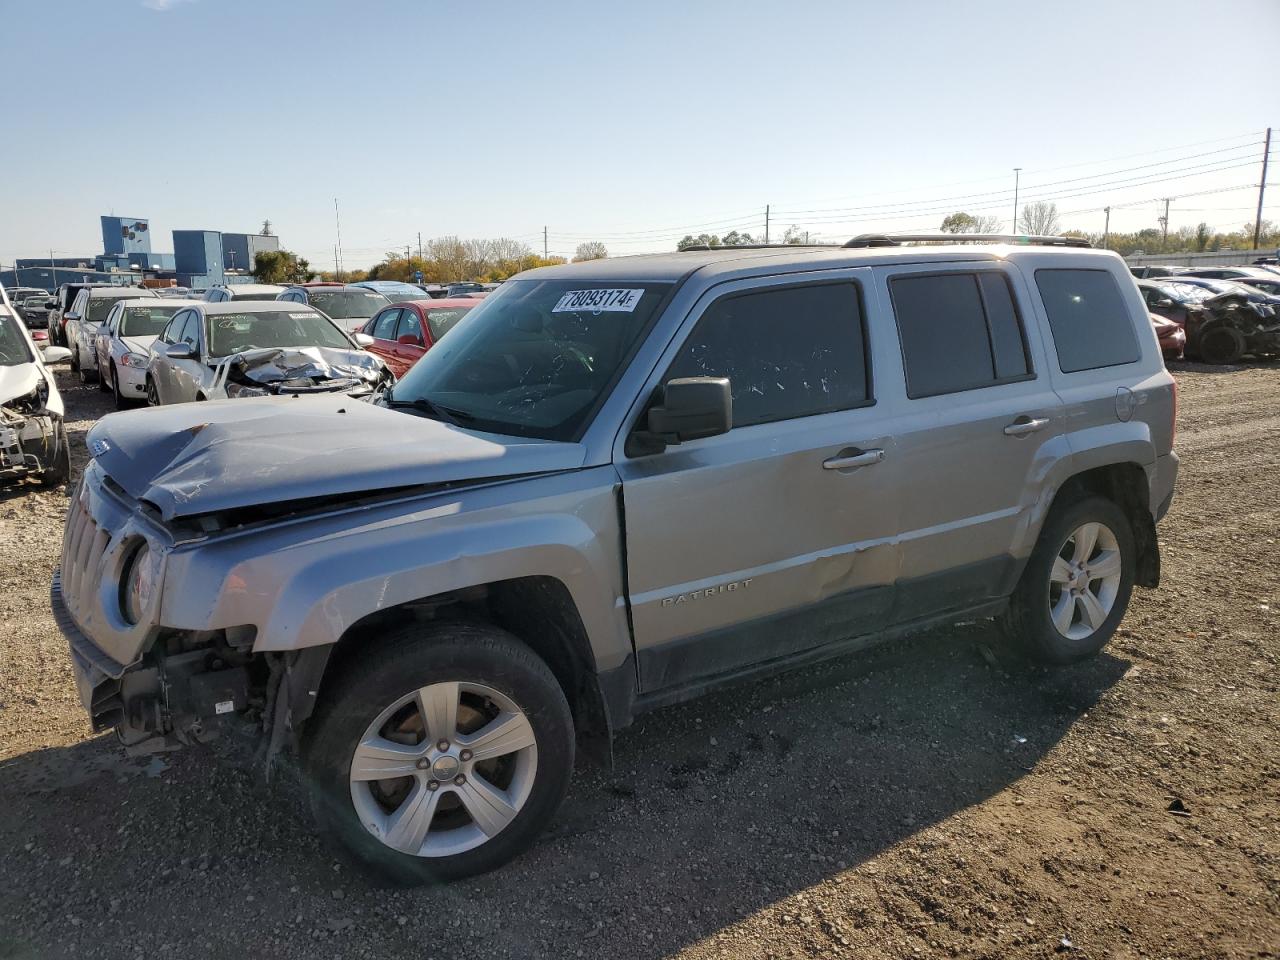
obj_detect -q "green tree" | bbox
[1194,222,1211,252]
[677,233,720,250]
[720,230,755,246]
[252,249,315,284]
[940,211,1001,234]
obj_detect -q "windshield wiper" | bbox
[383,395,474,426]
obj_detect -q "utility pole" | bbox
[764,205,770,244]
[543,226,548,260]
[333,198,344,281]
[417,231,423,263]
[1254,126,1272,250]
[50,250,58,289]
[334,245,339,279]
[1011,168,1022,233]
[1103,206,1111,249]
[1158,197,1174,251]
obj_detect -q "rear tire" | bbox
[1197,325,1245,365]
[999,495,1136,665]
[302,621,574,885]
[77,346,98,385]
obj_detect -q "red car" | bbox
[1150,312,1185,361]
[359,298,477,377]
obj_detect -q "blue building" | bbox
[101,216,153,257]
[173,229,225,289]
[222,232,280,274]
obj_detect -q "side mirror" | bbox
[397,333,422,346]
[352,333,375,347]
[1156,298,1175,308]
[42,346,72,364]
[64,312,81,322]
[45,299,56,310]
[166,343,194,360]
[630,377,732,456]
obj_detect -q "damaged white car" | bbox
[144,301,392,405]
[0,304,71,486]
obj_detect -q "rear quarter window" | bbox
[1035,269,1141,373]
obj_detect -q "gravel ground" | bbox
[1,364,1277,960]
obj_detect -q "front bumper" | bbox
[114,364,148,397]
[52,570,130,730]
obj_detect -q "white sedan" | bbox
[94,298,202,408]
[145,301,391,406]
[0,304,71,486]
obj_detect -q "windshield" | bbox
[389,279,671,440]
[381,290,427,303]
[0,315,34,366]
[1164,282,1213,303]
[307,290,390,319]
[425,305,472,341]
[119,304,182,338]
[231,291,282,302]
[207,310,353,356]
[89,292,152,324]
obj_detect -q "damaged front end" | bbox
[212,346,391,400]
[0,379,66,483]
[1187,293,1280,363]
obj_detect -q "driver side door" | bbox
[615,271,904,692]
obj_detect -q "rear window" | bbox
[890,272,1030,398]
[1035,269,1140,373]
[425,306,472,341]
[307,290,390,319]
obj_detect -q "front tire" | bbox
[77,346,98,385]
[145,377,160,407]
[38,421,71,488]
[302,622,574,884]
[999,495,1136,664]
[1197,325,1245,365]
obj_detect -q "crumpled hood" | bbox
[218,345,384,394]
[86,396,586,520]
[0,364,42,404]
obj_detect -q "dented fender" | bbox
[159,466,635,673]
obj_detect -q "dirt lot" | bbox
[1,364,1277,960]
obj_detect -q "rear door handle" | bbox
[823,448,884,470]
[1003,416,1050,437]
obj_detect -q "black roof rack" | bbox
[843,233,1091,249]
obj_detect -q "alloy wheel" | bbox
[1047,522,1123,641]
[348,681,538,858]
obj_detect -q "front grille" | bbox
[60,486,113,626]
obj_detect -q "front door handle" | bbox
[1004,416,1050,437]
[823,448,884,470]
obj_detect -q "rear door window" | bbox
[890,272,1031,398]
[1035,269,1140,373]
[666,282,870,428]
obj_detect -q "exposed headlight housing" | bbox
[120,542,159,625]
[120,352,149,368]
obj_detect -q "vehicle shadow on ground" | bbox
[0,621,1129,960]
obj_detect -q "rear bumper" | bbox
[1153,452,1179,523]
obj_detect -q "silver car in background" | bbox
[144,300,392,405]
[93,298,202,408]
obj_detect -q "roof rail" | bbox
[843,233,1092,249]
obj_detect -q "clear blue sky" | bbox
[4,0,1277,267]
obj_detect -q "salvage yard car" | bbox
[276,283,391,333]
[359,297,476,377]
[1,304,70,485]
[67,285,160,385]
[55,236,1178,884]
[144,301,391,405]
[93,298,202,408]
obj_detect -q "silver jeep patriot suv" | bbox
[54,235,1177,883]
